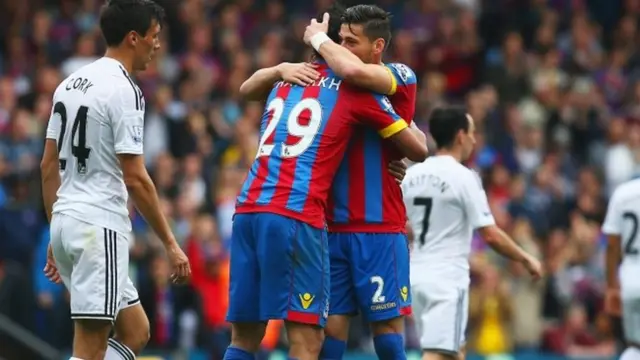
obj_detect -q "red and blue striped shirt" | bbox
[236,62,409,229]
[327,63,418,233]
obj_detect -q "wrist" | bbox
[275,62,289,77]
[310,32,330,52]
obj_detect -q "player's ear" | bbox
[127,31,138,46]
[373,38,385,55]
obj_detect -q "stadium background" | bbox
[0,0,635,358]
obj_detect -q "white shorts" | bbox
[412,280,468,354]
[623,291,640,344]
[50,213,140,321]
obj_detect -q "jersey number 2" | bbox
[623,211,639,255]
[54,102,91,174]
[413,197,433,246]
[256,98,322,158]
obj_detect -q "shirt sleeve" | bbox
[602,189,622,235]
[45,93,61,140]
[108,83,145,155]
[460,169,495,229]
[355,92,409,139]
[385,63,417,94]
[385,63,418,122]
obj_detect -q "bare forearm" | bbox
[410,122,427,145]
[483,227,528,262]
[128,174,175,247]
[239,66,282,101]
[606,243,621,289]
[318,41,362,76]
[41,169,60,223]
[318,41,392,94]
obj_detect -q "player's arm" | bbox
[461,172,542,278]
[109,90,177,250]
[602,191,623,291]
[409,121,427,146]
[357,94,428,162]
[239,63,319,101]
[316,40,395,94]
[40,103,61,223]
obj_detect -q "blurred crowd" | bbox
[0,0,639,358]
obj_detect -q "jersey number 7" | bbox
[413,197,433,247]
[256,98,322,158]
[53,102,92,174]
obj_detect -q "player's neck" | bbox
[104,48,135,74]
[436,149,463,163]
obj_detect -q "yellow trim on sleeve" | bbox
[379,119,408,138]
[385,66,397,95]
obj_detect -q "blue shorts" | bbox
[328,232,412,322]
[226,213,330,327]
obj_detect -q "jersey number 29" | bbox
[256,98,322,158]
[53,102,91,174]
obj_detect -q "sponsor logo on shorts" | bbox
[401,286,409,302]
[370,301,397,312]
[299,293,315,309]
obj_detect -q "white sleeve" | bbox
[460,170,495,229]
[45,94,61,140]
[109,84,145,155]
[602,190,622,235]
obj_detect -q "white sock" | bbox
[105,338,136,360]
[621,347,640,360]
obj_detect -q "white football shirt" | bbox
[46,57,145,234]
[402,155,495,286]
[602,178,640,291]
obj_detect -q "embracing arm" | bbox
[317,40,396,95]
[239,63,320,101]
[239,65,285,101]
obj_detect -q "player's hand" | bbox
[388,160,408,184]
[278,62,320,87]
[166,243,191,284]
[43,243,62,284]
[304,12,330,45]
[522,254,543,281]
[605,288,622,317]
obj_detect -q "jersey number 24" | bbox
[256,98,322,159]
[53,102,91,174]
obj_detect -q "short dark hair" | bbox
[317,2,346,45]
[99,0,165,47]
[313,2,346,59]
[429,107,469,149]
[341,5,392,48]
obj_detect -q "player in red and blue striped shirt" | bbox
[225,7,428,360]
[306,5,421,360]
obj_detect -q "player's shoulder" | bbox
[385,62,417,85]
[456,164,482,187]
[611,178,640,202]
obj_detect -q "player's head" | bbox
[315,1,346,56]
[429,107,476,161]
[99,0,165,71]
[339,5,392,64]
